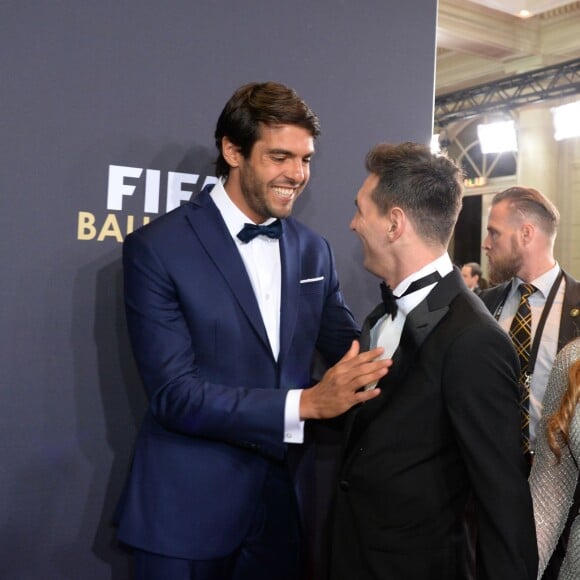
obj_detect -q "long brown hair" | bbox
[547,359,580,461]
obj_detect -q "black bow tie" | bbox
[380,282,398,318]
[237,220,282,243]
[380,271,442,319]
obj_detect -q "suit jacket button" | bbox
[339,480,351,491]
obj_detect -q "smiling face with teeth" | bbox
[222,123,315,224]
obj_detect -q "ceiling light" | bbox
[477,120,518,154]
[552,101,580,141]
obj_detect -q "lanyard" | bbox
[494,270,564,377]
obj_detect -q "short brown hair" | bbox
[365,142,464,246]
[491,186,560,237]
[214,82,321,177]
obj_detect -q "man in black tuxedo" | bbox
[328,142,537,580]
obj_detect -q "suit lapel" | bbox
[404,298,450,350]
[185,188,273,356]
[359,303,386,352]
[482,272,580,350]
[343,269,462,457]
[340,302,388,450]
[559,271,580,351]
[480,282,510,317]
[278,220,299,368]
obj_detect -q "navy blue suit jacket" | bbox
[115,186,359,559]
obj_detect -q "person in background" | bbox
[480,186,580,469]
[461,261,487,295]
[328,142,537,580]
[530,337,580,580]
[115,81,389,580]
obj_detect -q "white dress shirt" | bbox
[366,253,454,389]
[494,263,564,446]
[210,180,304,443]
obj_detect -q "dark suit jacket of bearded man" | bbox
[479,270,580,351]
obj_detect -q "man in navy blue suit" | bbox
[115,81,389,580]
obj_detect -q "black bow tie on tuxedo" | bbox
[237,219,282,243]
[380,271,442,319]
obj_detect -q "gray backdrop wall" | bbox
[0,2,438,578]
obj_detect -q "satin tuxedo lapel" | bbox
[341,302,388,451]
[344,270,462,456]
[359,303,385,352]
[186,189,273,357]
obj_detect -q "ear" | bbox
[221,137,241,169]
[387,207,405,240]
[520,222,534,246]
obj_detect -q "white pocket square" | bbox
[300,276,324,284]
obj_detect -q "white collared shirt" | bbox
[366,253,454,389]
[211,180,281,359]
[495,263,564,446]
[210,180,303,443]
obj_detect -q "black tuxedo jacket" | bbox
[329,269,538,580]
[479,270,580,352]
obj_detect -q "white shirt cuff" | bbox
[283,389,304,444]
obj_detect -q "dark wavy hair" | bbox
[214,81,321,178]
